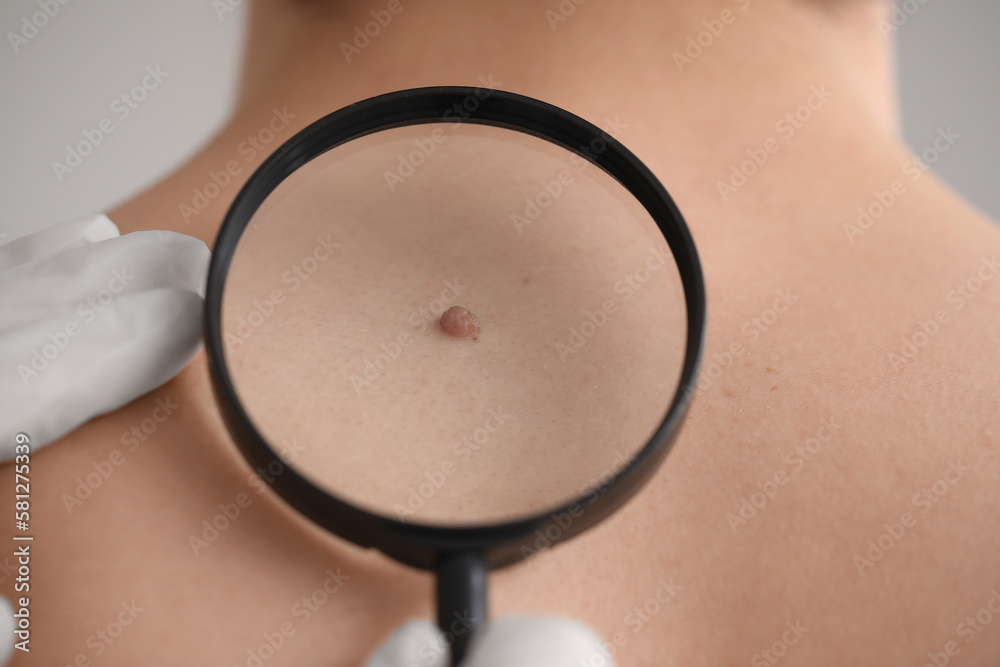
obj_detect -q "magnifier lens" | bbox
[220,121,686,526]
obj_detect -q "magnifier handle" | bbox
[436,551,487,666]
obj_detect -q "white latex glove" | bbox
[368,617,615,667]
[0,214,210,454]
[0,596,13,666]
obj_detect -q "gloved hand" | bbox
[0,214,210,454]
[368,616,615,667]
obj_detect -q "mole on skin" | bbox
[440,306,481,341]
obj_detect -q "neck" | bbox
[111,0,904,246]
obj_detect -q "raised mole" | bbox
[439,306,481,341]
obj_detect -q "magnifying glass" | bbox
[204,86,705,665]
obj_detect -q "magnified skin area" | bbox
[439,305,482,341]
[220,124,686,524]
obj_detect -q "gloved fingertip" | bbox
[368,620,449,667]
[463,616,614,667]
[0,595,15,666]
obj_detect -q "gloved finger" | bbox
[462,616,614,667]
[0,215,209,452]
[0,596,15,666]
[368,620,449,667]
[0,213,117,272]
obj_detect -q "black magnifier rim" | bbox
[204,86,706,572]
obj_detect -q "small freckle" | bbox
[766,367,777,374]
[771,386,778,391]
[440,306,481,341]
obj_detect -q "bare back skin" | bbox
[5,2,999,665]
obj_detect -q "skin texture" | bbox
[4,1,1000,665]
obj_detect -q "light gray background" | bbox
[0,0,997,241]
